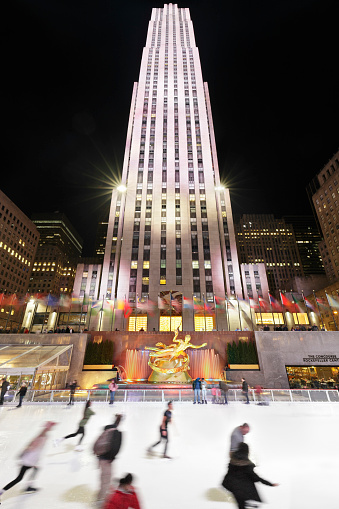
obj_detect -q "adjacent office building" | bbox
[29,212,83,296]
[0,190,39,296]
[235,214,304,296]
[307,150,339,283]
[99,4,242,331]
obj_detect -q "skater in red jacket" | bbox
[103,473,141,509]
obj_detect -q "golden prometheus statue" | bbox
[145,328,207,383]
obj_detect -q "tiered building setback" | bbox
[100,4,242,331]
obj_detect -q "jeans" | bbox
[243,391,250,404]
[17,395,24,407]
[194,388,200,403]
[109,391,115,404]
[201,389,207,402]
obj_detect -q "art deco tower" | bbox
[100,3,242,331]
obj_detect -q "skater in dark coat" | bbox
[222,443,279,509]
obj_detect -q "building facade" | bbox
[0,190,39,330]
[99,4,242,331]
[29,212,83,296]
[307,150,339,283]
[235,214,304,296]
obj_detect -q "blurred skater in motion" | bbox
[54,400,95,451]
[103,473,141,509]
[230,423,250,457]
[94,413,123,505]
[0,421,57,502]
[242,378,250,404]
[148,401,173,459]
[16,382,28,407]
[222,442,279,509]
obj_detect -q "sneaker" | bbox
[193,401,196,404]
[25,487,39,493]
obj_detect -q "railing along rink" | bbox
[2,388,339,404]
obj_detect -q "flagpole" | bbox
[292,294,300,327]
[325,292,338,331]
[4,294,15,332]
[268,295,276,330]
[135,294,138,332]
[124,294,127,331]
[67,294,72,329]
[41,293,49,333]
[258,298,264,330]
[236,296,242,331]
[98,295,105,331]
[170,290,172,332]
[203,293,207,331]
[146,294,149,331]
[247,297,255,331]
[192,293,196,331]
[301,290,311,328]
[29,300,38,333]
[110,297,115,332]
[87,298,93,331]
[214,294,218,331]
[279,291,288,329]
[225,295,229,331]
[313,290,325,329]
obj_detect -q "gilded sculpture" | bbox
[145,328,207,382]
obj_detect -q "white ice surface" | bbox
[0,401,338,508]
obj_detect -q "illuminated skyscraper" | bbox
[100,4,242,331]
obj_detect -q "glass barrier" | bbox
[0,388,338,404]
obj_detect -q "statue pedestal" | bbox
[148,370,192,383]
[147,358,192,383]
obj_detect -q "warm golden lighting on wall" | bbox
[194,316,214,331]
[159,316,182,331]
[128,315,148,331]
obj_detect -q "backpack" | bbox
[93,428,121,457]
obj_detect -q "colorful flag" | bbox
[214,296,225,309]
[158,295,167,310]
[123,298,132,318]
[268,293,282,311]
[47,294,59,308]
[326,293,339,309]
[280,292,296,312]
[91,299,103,309]
[183,297,193,309]
[249,298,260,311]
[193,297,204,312]
[259,297,270,312]
[291,294,303,313]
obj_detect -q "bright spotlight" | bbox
[117,184,127,193]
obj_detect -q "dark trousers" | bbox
[0,392,6,405]
[17,395,24,407]
[3,465,38,491]
[151,427,169,455]
[243,391,250,403]
[68,392,75,405]
[64,426,85,444]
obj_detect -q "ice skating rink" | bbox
[0,401,338,508]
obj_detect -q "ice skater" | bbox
[193,377,201,403]
[230,423,250,457]
[16,382,28,407]
[0,377,10,405]
[148,401,173,459]
[67,379,77,405]
[108,379,118,405]
[201,378,208,404]
[94,413,123,505]
[54,400,95,450]
[222,442,279,509]
[103,473,141,509]
[0,421,57,502]
[242,378,250,404]
[219,380,229,404]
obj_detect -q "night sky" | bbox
[3,0,338,256]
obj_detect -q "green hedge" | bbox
[226,340,258,364]
[84,340,114,365]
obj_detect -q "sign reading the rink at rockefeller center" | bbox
[302,354,339,363]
